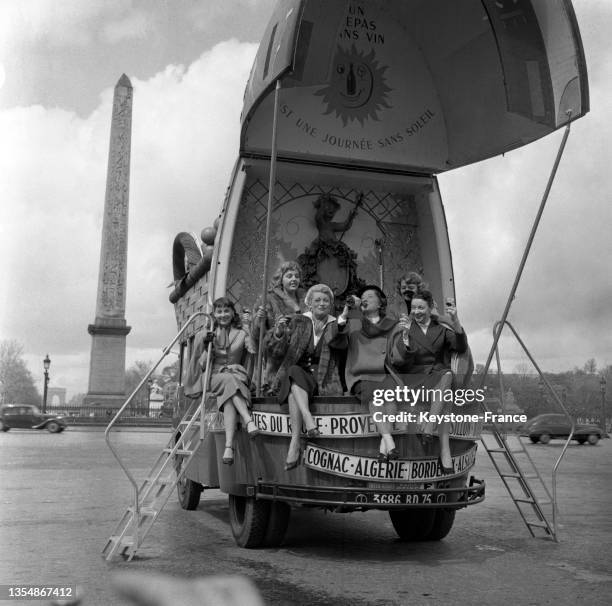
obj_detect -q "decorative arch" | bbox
[47,387,67,407]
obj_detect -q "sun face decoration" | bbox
[315,46,392,126]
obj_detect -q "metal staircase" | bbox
[103,312,213,561]
[478,320,575,541]
[480,428,555,538]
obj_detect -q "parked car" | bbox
[520,413,602,445]
[0,403,67,433]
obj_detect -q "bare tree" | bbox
[0,340,41,404]
[583,358,598,374]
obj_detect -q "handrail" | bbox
[492,320,574,538]
[104,311,211,534]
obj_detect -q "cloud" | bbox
[102,10,153,45]
[0,0,148,53]
[0,39,258,396]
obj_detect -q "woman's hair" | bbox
[396,271,424,295]
[269,261,302,291]
[304,284,335,309]
[212,296,242,328]
[411,288,435,309]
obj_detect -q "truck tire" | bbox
[229,495,271,548]
[46,421,60,433]
[263,501,291,547]
[389,509,435,541]
[539,433,551,444]
[177,476,202,510]
[425,509,456,540]
[587,434,599,445]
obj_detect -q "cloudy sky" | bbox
[1,0,611,399]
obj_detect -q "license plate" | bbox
[370,492,447,505]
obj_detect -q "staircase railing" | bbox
[104,311,211,525]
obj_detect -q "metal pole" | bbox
[600,377,608,437]
[477,117,573,388]
[42,370,49,414]
[255,79,282,396]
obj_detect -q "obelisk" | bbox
[84,74,133,410]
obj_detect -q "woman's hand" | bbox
[254,306,266,320]
[338,305,350,324]
[274,316,291,338]
[445,298,462,331]
[241,309,251,326]
[399,313,412,346]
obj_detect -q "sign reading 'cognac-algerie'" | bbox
[304,444,478,482]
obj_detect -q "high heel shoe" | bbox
[222,446,234,465]
[284,449,302,471]
[306,427,321,438]
[246,420,260,438]
[437,454,454,475]
[387,448,399,461]
[378,451,388,462]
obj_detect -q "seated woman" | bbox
[250,261,306,390]
[269,284,343,470]
[395,288,467,473]
[337,285,402,461]
[192,297,260,466]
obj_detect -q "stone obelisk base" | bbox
[83,318,131,410]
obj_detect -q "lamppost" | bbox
[42,354,51,414]
[600,375,607,437]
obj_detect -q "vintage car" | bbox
[0,403,67,433]
[520,413,602,445]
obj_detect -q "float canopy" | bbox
[241,0,588,174]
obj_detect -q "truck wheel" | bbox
[177,475,202,510]
[587,434,599,445]
[229,495,271,548]
[0,420,8,432]
[389,509,435,541]
[425,509,456,541]
[46,421,60,433]
[263,501,291,547]
[539,433,551,444]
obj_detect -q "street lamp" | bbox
[42,354,51,414]
[600,375,607,437]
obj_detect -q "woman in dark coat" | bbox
[394,289,467,472]
[268,284,343,470]
[337,285,402,461]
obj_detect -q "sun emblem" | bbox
[315,45,392,126]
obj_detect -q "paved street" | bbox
[1,428,611,605]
